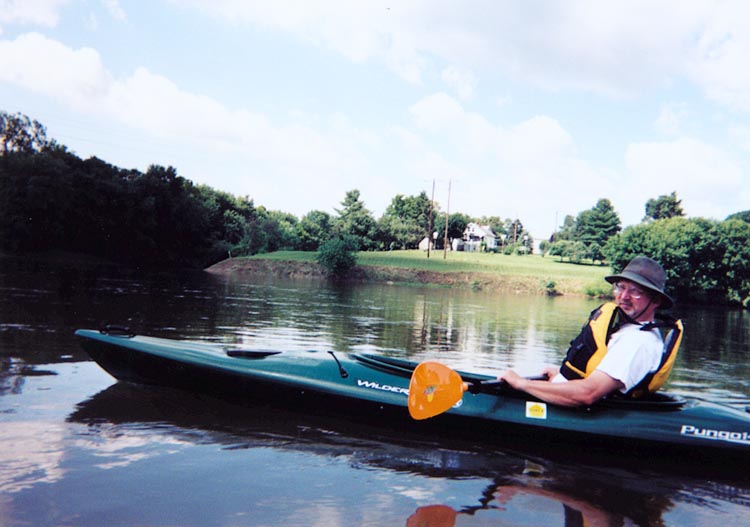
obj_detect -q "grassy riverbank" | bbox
[207,250,614,297]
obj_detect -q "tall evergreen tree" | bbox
[644,191,684,221]
[575,198,621,262]
[334,189,377,250]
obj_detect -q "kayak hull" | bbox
[75,329,750,466]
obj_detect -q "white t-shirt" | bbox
[553,323,664,393]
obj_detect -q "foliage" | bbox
[0,138,261,267]
[553,214,576,242]
[603,217,750,306]
[548,202,619,263]
[718,219,750,307]
[548,240,589,263]
[443,212,472,248]
[315,236,358,277]
[583,280,613,299]
[1,111,56,154]
[574,198,620,262]
[334,190,378,250]
[378,192,433,249]
[726,210,750,223]
[538,240,550,255]
[296,210,333,251]
[644,191,684,221]
[543,279,559,296]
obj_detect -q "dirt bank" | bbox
[204,258,583,296]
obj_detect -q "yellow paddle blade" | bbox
[408,361,468,420]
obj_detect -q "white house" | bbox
[462,223,498,252]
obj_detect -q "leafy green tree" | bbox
[379,192,433,249]
[377,215,420,250]
[384,192,432,229]
[726,210,750,223]
[0,111,55,154]
[334,189,377,250]
[504,218,524,244]
[265,210,299,251]
[718,219,750,307]
[548,240,586,262]
[553,215,576,242]
[575,199,620,262]
[296,210,333,251]
[644,191,684,221]
[604,217,724,304]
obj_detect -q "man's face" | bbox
[612,279,659,320]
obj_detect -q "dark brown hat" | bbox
[605,256,673,309]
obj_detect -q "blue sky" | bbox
[1,1,748,241]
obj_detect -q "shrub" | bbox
[316,236,358,277]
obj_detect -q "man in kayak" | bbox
[499,256,677,407]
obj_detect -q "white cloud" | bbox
[0,33,112,107]
[406,92,609,237]
[728,124,750,151]
[170,0,425,82]
[169,0,720,99]
[0,0,68,33]
[626,138,746,221]
[102,0,126,22]
[0,32,374,214]
[441,66,476,101]
[687,0,750,111]
[654,102,689,136]
[167,0,750,116]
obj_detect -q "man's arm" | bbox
[498,370,623,407]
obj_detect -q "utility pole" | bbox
[427,179,435,258]
[443,179,451,259]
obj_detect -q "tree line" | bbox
[541,192,750,308]
[2,111,748,306]
[0,111,533,267]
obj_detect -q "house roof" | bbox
[465,222,497,239]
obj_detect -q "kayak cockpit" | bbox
[353,353,417,377]
[226,349,282,359]
[597,392,688,411]
[354,353,688,412]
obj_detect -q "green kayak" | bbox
[75,327,750,466]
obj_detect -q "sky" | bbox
[1,0,749,241]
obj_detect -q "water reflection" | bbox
[406,471,654,527]
[0,422,67,494]
[70,382,750,527]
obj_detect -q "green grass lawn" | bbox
[249,250,612,290]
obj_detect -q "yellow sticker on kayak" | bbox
[526,401,547,420]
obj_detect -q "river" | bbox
[1,255,749,526]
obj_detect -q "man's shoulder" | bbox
[611,323,663,347]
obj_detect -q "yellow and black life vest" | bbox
[559,302,683,397]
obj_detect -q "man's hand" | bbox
[498,369,526,390]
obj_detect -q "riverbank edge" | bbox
[204,257,596,296]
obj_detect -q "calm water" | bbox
[1,255,750,526]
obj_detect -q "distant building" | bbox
[418,236,434,251]
[462,223,497,252]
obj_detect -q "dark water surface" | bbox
[1,255,750,526]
